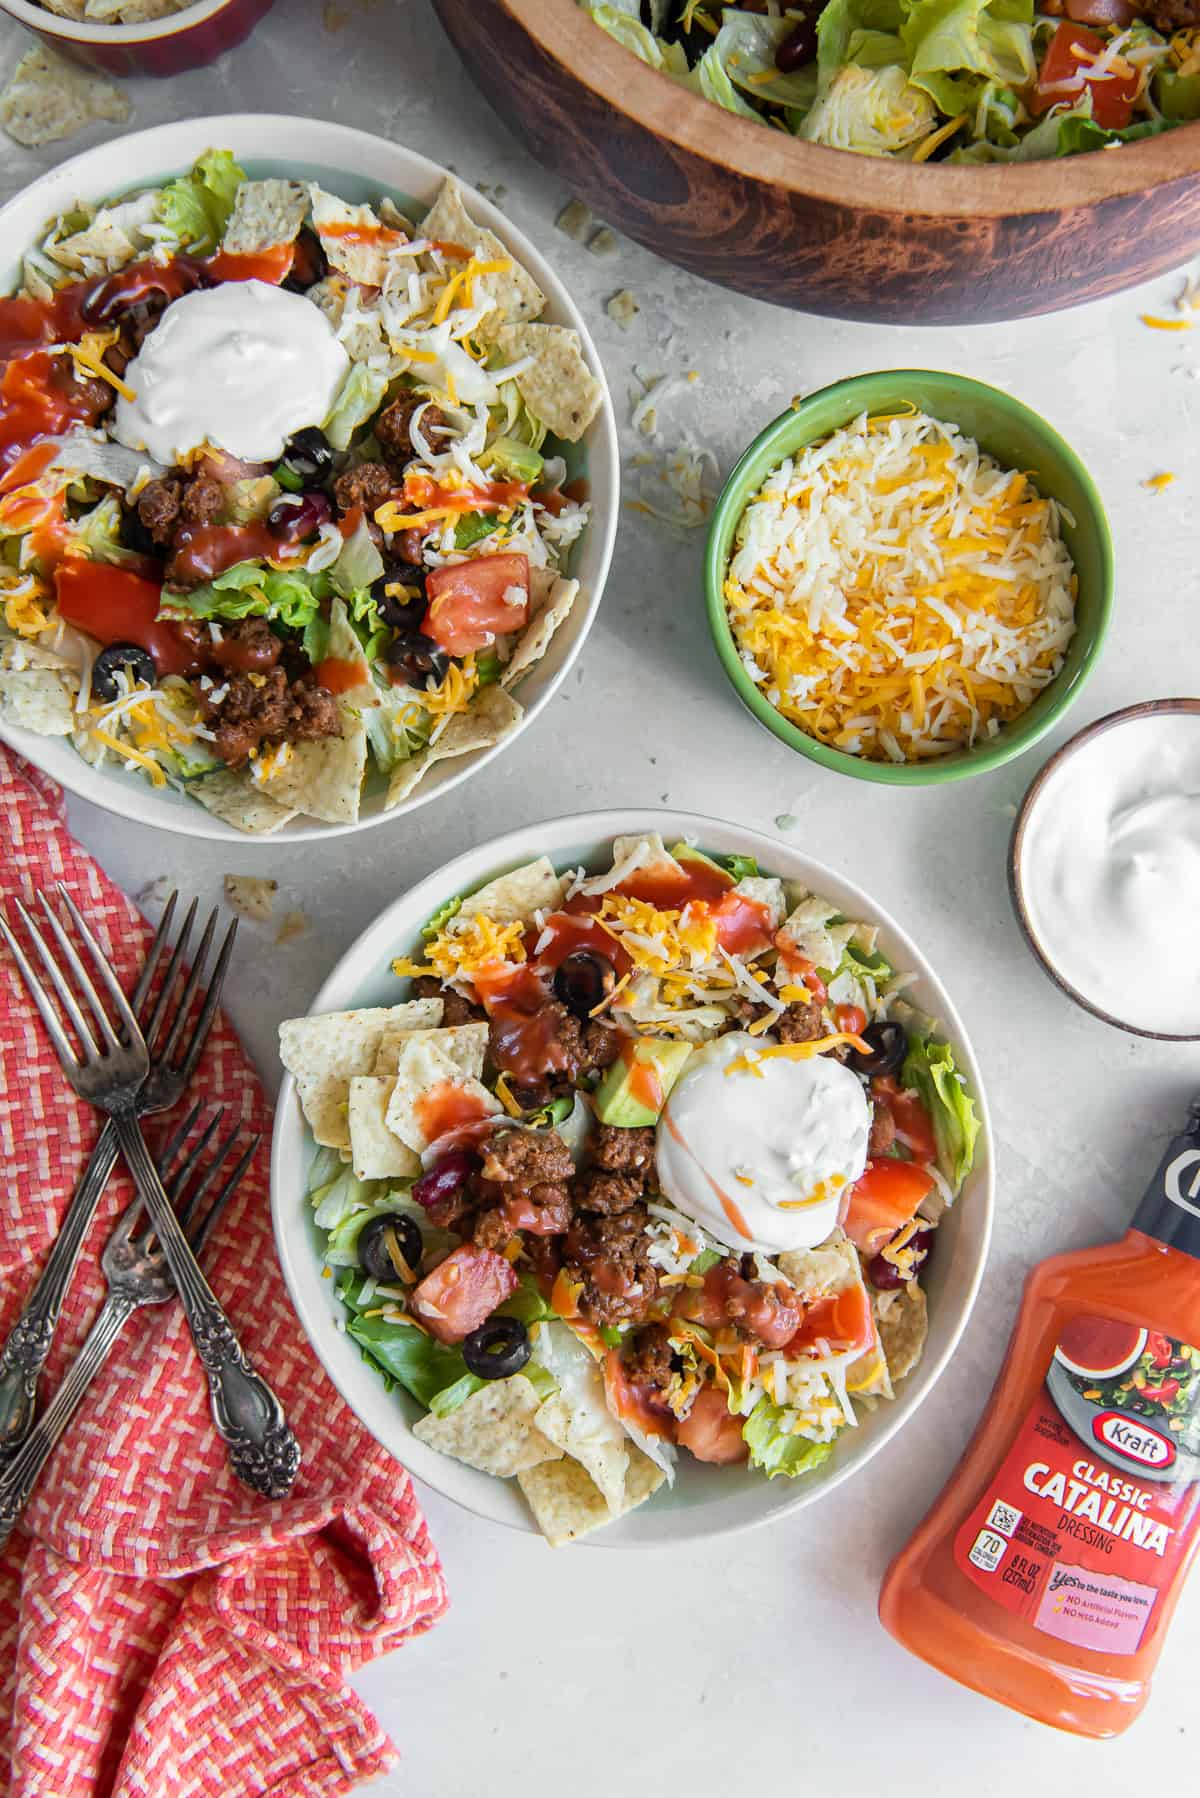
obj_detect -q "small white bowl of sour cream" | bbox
[1009,699,1200,1041]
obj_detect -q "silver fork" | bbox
[0,885,300,1500]
[0,1104,259,1550]
[0,892,235,1454]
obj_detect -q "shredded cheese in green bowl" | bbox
[705,372,1113,786]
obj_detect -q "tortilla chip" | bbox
[384,748,433,809]
[190,767,296,836]
[45,194,158,275]
[222,873,277,924]
[453,857,566,932]
[413,1375,563,1478]
[489,322,603,443]
[517,1442,665,1547]
[501,574,580,690]
[876,1283,928,1382]
[44,0,88,17]
[777,1233,861,1298]
[384,1034,501,1154]
[0,667,77,735]
[378,195,415,234]
[370,1001,447,1073]
[0,46,129,148]
[420,176,544,335]
[430,685,524,763]
[534,1392,629,1515]
[86,0,179,14]
[347,1076,421,1180]
[374,1019,487,1079]
[251,706,367,826]
[223,178,308,256]
[306,274,384,363]
[279,999,443,1149]
[309,186,411,286]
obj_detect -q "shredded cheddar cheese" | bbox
[723,1035,872,1079]
[1141,313,1192,331]
[1143,471,1176,493]
[392,912,528,986]
[724,411,1077,763]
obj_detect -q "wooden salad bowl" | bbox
[434,0,1200,324]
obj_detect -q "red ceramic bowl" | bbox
[0,0,275,76]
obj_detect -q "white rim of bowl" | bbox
[270,805,996,1545]
[0,113,620,842]
[1008,698,1200,1043]
[0,0,232,41]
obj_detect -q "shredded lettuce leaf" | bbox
[155,149,245,253]
[330,514,385,598]
[162,561,327,632]
[324,365,390,451]
[711,11,819,109]
[901,1030,980,1188]
[743,1398,838,1479]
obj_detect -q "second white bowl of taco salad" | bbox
[271,812,993,1546]
[0,116,617,839]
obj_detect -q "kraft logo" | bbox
[1165,1148,1200,1220]
[1092,1411,1176,1470]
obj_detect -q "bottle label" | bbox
[954,1315,1200,1655]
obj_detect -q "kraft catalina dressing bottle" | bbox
[880,1099,1200,1737]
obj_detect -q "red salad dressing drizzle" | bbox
[620,1039,664,1114]
[414,1082,492,1145]
[314,656,367,695]
[54,560,202,677]
[168,520,279,586]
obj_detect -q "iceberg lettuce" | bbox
[743,1398,838,1478]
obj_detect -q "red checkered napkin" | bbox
[0,747,448,1797]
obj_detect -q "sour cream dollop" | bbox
[1020,709,1200,1036]
[113,280,349,464]
[655,1033,871,1255]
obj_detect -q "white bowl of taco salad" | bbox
[0,116,617,839]
[271,812,993,1547]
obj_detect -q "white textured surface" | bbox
[3,2,1200,1790]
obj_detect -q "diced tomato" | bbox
[835,1003,867,1037]
[1148,1331,1174,1369]
[409,1244,518,1345]
[842,1159,934,1257]
[1144,1378,1180,1405]
[873,1076,938,1163]
[54,559,202,677]
[786,1281,876,1359]
[1030,22,1138,129]
[422,552,530,656]
[677,1383,748,1465]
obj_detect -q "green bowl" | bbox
[704,370,1113,786]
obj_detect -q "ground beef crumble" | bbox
[562,1204,661,1326]
[196,666,341,766]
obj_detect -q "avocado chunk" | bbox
[593,1037,694,1127]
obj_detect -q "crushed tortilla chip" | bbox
[223,874,277,924]
[875,1282,928,1382]
[517,1441,664,1546]
[1,46,129,148]
[413,1376,563,1478]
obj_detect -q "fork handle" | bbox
[0,1293,135,1550]
[112,1112,301,1500]
[0,1120,120,1455]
